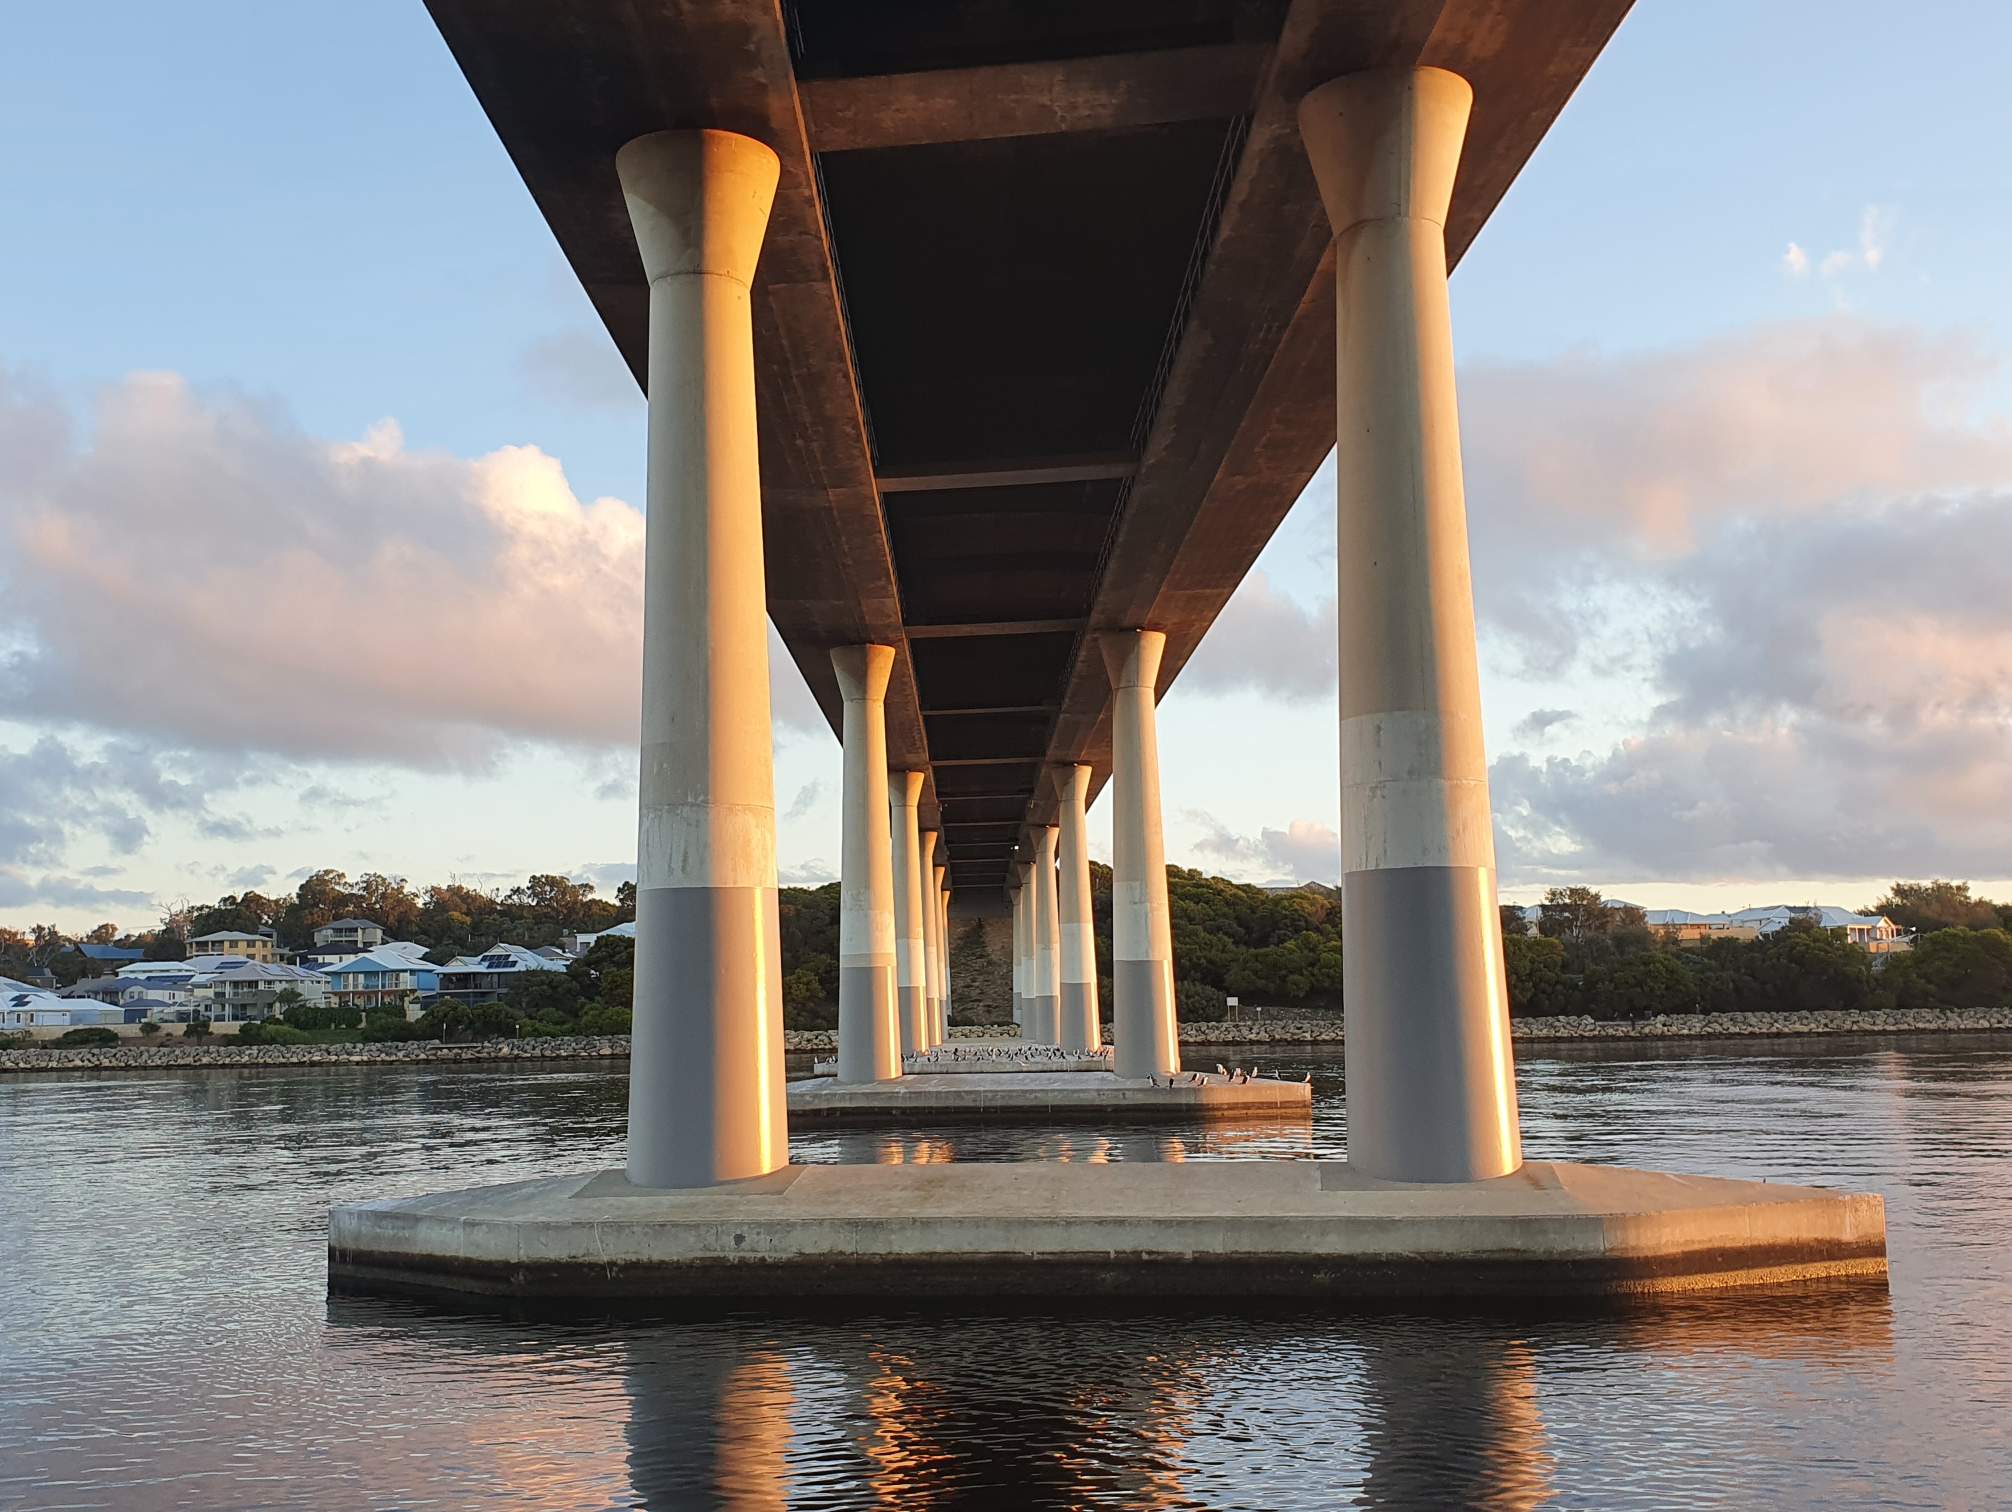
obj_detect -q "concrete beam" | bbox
[799,44,1271,152]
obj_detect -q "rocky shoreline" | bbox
[3,1008,2010,1074]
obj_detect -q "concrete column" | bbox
[832,646,902,1084]
[1012,861,1035,1032]
[1048,764,1102,1052]
[889,770,929,1058]
[1098,631,1182,1078]
[1299,67,1522,1183]
[620,130,786,1188]
[934,867,952,1034]
[918,828,941,1049]
[1030,825,1061,1045]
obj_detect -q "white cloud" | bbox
[0,368,826,769]
[1782,241,1809,278]
[1185,810,1339,885]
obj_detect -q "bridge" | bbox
[324,3,1889,1300]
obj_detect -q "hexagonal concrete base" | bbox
[327,1161,1887,1304]
[786,1069,1313,1121]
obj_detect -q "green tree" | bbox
[1870,880,2003,935]
[1502,934,1568,1017]
[1882,927,2012,1009]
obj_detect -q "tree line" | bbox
[8,871,2011,1031]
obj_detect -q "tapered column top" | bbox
[1048,762,1093,807]
[617,129,780,286]
[1297,67,1472,234]
[830,643,895,702]
[1097,628,1166,691]
[891,768,925,807]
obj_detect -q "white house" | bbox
[194,963,332,1022]
[436,944,569,1005]
[185,929,279,963]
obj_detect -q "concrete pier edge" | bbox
[327,1160,1887,1305]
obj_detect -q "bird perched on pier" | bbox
[1301,1071,1312,1084]
[1215,1062,1229,1077]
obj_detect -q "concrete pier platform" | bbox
[327,1160,1886,1304]
[786,1069,1312,1122]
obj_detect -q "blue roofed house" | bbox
[66,942,147,978]
[322,951,439,1017]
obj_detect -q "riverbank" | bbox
[4,1007,2010,1072]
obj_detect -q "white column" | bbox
[918,828,941,1049]
[1029,825,1061,1045]
[832,645,901,1083]
[1011,862,1033,1032]
[1048,764,1101,1051]
[889,770,929,1058]
[934,866,952,1036]
[620,130,786,1188]
[1300,67,1522,1182]
[1098,630,1181,1078]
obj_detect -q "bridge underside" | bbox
[425,0,1630,898]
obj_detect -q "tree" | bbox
[273,987,306,1017]
[1499,904,1531,938]
[1870,880,2003,936]
[1580,952,1697,1020]
[1501,934,1567,1017]
[84,922,120,945]
[1538,887,1644,940]
[1882,927,2012,1009]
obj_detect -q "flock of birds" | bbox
[1145,1065,1314,1088]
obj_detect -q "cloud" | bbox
[1179,570,1336,701]
[570,860,636,896]
[779,859,836,886]
[0,870,154,911]
[1512,708,1577,741]
[1186,810,1339,885]
[784,780,824,821]
[0,368,827,770]
[1782,242,1809,278]
[0,733,266,870]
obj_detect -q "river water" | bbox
[3,1037,2010,1509]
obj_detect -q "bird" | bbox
[1215,1062,1229,1076]
[1301,1071,1312,1085]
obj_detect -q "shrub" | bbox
[1175,978,1228,1023]
[577,1000,632,1036]
[0,1030,32,1051]
[360,1009,427,1043]
[57,1025,121,1047]
[237,1021,308,1046]
[281,1000,362,1032]
[182,1018,212,1039]
[416,998,522,1043]
[137,1020,162,1037]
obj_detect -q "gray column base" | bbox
[1058,981,1100,1052]
[627,884,785,1188]
[1342,864,1522,1183]
[1112,958,1180,1078]
[1026,995,1060,1045]
[836,963,899,1084]
[896,984,925,1056]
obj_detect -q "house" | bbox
[2,988,120,1029]
[193,962,332,1022]
[436,944,569,1005]
[117,959,206,980]
[1634,904,1911,954]
[564,920,636,956]
[60,976,196,1011]
[313,918,386,952]
[185,929,279,964]
[65,942,146,977]
[322,951,439,1015]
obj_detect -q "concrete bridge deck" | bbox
[422,0,1632,895]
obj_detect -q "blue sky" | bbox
[5,1,2012,930]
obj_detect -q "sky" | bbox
[4,1,2012,932]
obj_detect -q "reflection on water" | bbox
[3,1038,2010,1508]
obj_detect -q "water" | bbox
[3,1037,2010,1509]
